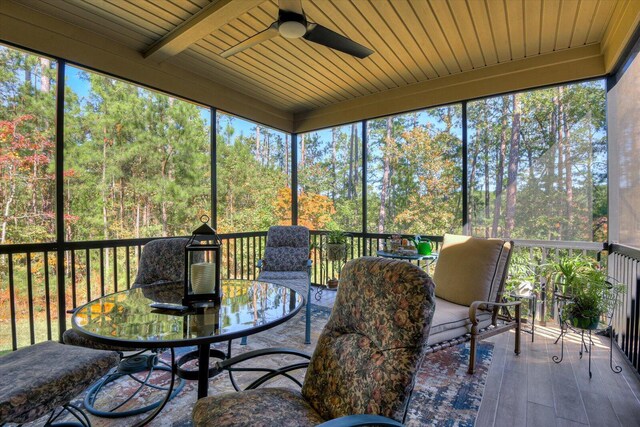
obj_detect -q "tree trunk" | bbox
[468,121,481,235]
[348,124,355,199]
[505,94,521,238]
[1,166,16,244]
[331,128,337,203]
[492,97,509,237]
[102,128,109,240]
[378,117,393,233]
[285,134,290,177]
[39,58,51,92]
[255,126,261,165]
[559,86,573,239]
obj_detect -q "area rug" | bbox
[43,304,493,427]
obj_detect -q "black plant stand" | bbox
[552,292,622,379]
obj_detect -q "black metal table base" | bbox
[553,324,622,379]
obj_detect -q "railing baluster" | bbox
[86,249,91,303]
[125,245,131,289]
[71,250,77,309]
[26,252,35,345]
[113,246,118,293]
[44,251,52,340]
[8,254,17,351]
[99,248,105,296]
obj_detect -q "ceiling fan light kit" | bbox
[278,10,307,39]
[221,0,373,59]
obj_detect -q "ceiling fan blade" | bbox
[303,24,373,59]
[279,0,303,14]
[221,24,279,58]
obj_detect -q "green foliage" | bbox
[544,254,623,320]
[326,229,348,244]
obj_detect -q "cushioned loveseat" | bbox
[425,234,521,373]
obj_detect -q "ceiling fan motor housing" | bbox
[278,10,307,38]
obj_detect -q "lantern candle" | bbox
[191,262,216,294]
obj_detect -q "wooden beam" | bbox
[601,0,640,73]
[144,0,265,62]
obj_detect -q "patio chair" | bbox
[192,256,436,426]
[62,237,191,417]
[0,341,119,426]
[256,225,313,344]
[427,234,520,373]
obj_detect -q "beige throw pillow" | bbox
[433,234,510,307]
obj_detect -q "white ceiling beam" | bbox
[144,0,265,62]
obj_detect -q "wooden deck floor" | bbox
[477,323,640,427]
[312,286,640,427]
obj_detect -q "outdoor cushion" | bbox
[301,257,435,421]
[0,341,118,424]
[427,297,492,345]
[433,234,509,307]
[263,247,309,271]
[193,257,436,426]
[265,225,309,248]
[257,271,310,281]
[193,388,324,427]
[134,237,193,285]
[256,275,309,296]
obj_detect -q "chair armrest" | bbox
[469,300,521,325]
[317,415,404,427]
[257,259,264,269]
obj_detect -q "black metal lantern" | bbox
[183,215,222,306]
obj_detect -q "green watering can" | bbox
[414,236,433,255]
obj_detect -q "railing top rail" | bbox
[512,239,605,251]
[0,234,607,254]
[609,243,640,260]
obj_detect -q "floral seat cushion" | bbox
[192,388,325,427]
[0,341,118,424]
[193,257,435,426]
[64,237,191,351]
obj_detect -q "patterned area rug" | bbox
[35,304,493,427]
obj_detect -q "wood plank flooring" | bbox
[312,286,640,427]
[476,324,640,427]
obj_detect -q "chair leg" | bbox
[515,303,522,355]
[305,283,311,344]
[468,335,477,374]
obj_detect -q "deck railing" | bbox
[608,243,640,375]
[0,233,608,355]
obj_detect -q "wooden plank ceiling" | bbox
[17,0,624,117]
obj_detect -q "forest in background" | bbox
[1,45,607,246]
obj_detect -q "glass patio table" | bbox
[72,279,303,425]
[376,250,438,273]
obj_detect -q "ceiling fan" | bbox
[220,0,373,59]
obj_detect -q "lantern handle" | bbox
[200,214,210,224]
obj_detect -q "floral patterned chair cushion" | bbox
[192,256,436,426]
[261,226,310,272]
[134,237,193,285]
[0,341,118,424]
[257,226,312,343]
[302,257,436,421]
[63,237,191,349]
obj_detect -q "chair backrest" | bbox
[134,237,191,286]
[302,256,436,422]
[432,234,513,307]
[262,225,309,272]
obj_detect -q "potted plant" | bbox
[546,254,623,330]
[326,229,348,261]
